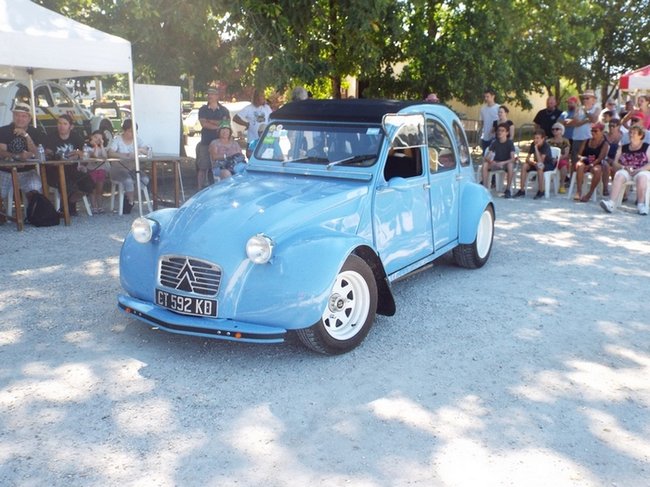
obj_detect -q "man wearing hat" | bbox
[0,101,44,206]
[196,87,230,188]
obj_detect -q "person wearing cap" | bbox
[619,112,650,145]
[0,102,44,206]
[208,123,243,180]
[621,95,650,131]
[548,122,570,193]
[599,125,650,215]
[574,122,608,202]
[196,87,230,188]
[568,90,599,168]
[534,96,562,138]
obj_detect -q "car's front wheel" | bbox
[296,254,378,354]
[453,205,494,269]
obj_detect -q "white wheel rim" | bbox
[476,209,493,259]
[322,269,370,341]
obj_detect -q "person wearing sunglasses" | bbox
[574,122,609,202]
[548,122,570,193]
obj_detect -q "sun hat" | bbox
[581,89,596,99]
[13,101,31,114]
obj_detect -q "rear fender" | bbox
[458,184,494,244]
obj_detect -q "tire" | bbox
[453,205,494,269]
[296,254,378,355]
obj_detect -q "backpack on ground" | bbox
[26,193,60,227]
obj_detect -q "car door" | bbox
[426,117,459,250]
[373,118,434,275]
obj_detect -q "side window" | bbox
[51,85,74,107]
[453,121,471,167]
[34,86,53,107]
[426,119,456,173]
[384,146,423,180]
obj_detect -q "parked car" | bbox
[182,108,201,136]
[0,80,102,138]
[91,100,130,133]
[118,99,494,354]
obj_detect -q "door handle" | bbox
[423,183,431,189]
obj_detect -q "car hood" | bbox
[156,172,370,256]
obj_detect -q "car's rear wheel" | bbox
[453,205,494,269]
[296,254,377,355]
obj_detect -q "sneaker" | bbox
[558,186,566,194]
[599,199,613,213]
[513,189,526,198]
[503,189,512,199]
[638,203,648,215]
[534,191,544,200]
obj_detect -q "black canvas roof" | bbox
[270,99,425,124]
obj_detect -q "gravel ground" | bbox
[1,193,649,487]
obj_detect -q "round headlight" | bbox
[131,217,154,243]
[246,234,274,264]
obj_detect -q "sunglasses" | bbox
[552,128,562,131]
[631,118,641,122]
[609,123,618,127]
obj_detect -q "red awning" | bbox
[619,65,650,91]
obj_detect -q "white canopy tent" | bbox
[0,0,146,215]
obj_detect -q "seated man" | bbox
[481,122,516,198]
[0,102,44,210]
[514,129,554,199]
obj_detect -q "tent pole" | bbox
[128,70,143,217]
[28,69,37,128]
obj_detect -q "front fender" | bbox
[458,183,494,244]
[230,231,371,329]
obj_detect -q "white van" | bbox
[0,80,106,137]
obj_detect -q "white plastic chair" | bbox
[109,180,152,215]
[613,179,650,209]
[49,187,92,216]
[522,147,561,198]
[567,171,602,202]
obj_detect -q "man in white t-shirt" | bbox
[234,90,272,143]
[479,88,499,152]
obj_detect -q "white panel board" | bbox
[134,83,181,156]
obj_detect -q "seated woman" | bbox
[574,123,608,202]
[108,119,149,214]
[548,122,570,194]
[209,125,243,181]
[599,125,650,215]
[44,114,94,215]
[83,130,109,213]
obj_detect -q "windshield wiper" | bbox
[326,153,377,170]
[285,155,329,165]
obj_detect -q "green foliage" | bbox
[32,0,650,105]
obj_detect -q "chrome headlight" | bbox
[246,234,274,264]
[131,217,158,243]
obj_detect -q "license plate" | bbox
[155,289,217,317]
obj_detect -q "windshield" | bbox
[254,122,383,167]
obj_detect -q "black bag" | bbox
[26,193,60,227]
